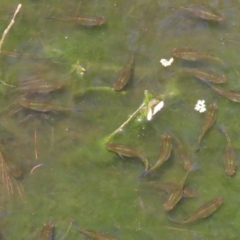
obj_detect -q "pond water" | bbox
[0,0,240,239]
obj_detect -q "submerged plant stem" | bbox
[0,4,22,52]
[106,102,145,141]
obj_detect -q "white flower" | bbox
[160,58,174,67]
[195,100,206,113]
[147,100,164,121]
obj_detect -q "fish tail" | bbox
[138,169,149,179]
[218,124,231,143]
[167,213,186,224]
[189,162,200,172]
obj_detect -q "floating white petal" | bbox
[160,58,174,67]
[147,108,153,121]
[147,101,164,121]
[195,100,206,113]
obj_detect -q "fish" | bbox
[219,125,237,176]
[45,16,107,26]
[17,80,65,94]
[172,48,222,63]
[163,171,189,211]
[198,102,217,144]
[181,5,225,22]
[146,181,197,197]
[106,142,148,171]
[179,68,227,84]
[207,83,240,102]
[140,133,172,177]
[173,136,194,171]
[0,144,23,179]
[40,221,54,240]
[72,219,117,240]
[19,97,75,113]
[113,55,134,91]
[168,196,223,224]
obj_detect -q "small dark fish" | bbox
[145,181,197,198]
[168,196,223,224]
[40,221,54,240]
[113,55,134,91]
[17,80,65,94]
[140,133,172,177]
[163,171,189,211]
[0,144,23,179]
[172,48,222,63]
[19,97,74,113]
[219,125,237,176]
[207,83,240,102]
[72,219,117,240]
[179,68,227,84]
[198,102,217,144]
[106,142,148,171]
[173,136,194,171]
[181,5,225,22]
[45,16,107,26]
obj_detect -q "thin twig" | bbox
[30,164,42,174]
[60,221,72,240]
[106,102,145,141]
[34,130,38,160]
[0,4,22,52]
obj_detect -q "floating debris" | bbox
[195,100,206,113]
[160,58,174,67]
[147,100,164,121]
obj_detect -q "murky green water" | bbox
[0,0,240,239]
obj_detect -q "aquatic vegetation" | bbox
[0,0,237,238]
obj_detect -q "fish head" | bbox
[225,166,235,176]
[163,201,173,211]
